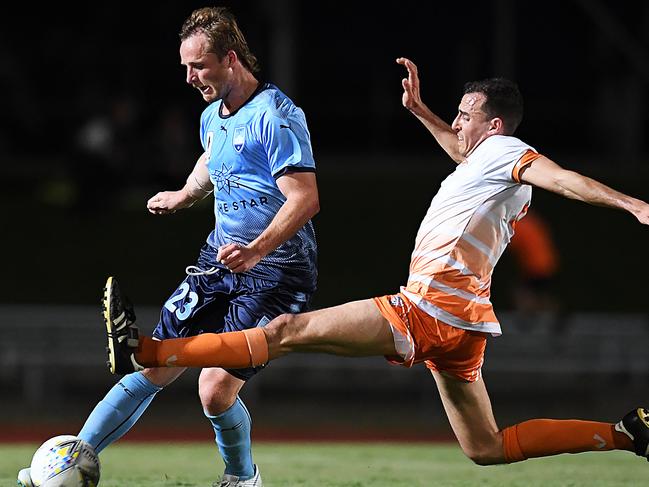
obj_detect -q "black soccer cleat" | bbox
[102,276,144,375]
[615,408,649,460]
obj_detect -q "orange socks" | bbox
[503,419,634,463]
[135,328,269,369]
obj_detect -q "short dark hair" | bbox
[180,6,259,74]
[463,78,523,135]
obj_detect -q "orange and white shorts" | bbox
[373,292,487,382]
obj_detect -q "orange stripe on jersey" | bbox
[405,282,498,324]
[450,242,494,281]
[410,251,469,278]
[512,149,542,183]
[409,237,458,275]
[408,264,489,297]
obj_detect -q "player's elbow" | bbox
[306,193,320,219]
[553,170,587,199]
[289,192,319,220]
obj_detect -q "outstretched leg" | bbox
[121,299,398,370]
[265,300,398,358]
[103,287,648,465]
[432,370,636,465]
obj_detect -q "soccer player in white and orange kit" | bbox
[104,57,649,468]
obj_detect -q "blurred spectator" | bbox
[153,103,198,187]
[508,209,560,313]
[70,93,144,209]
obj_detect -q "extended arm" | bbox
[147,152,214,215]
[397,57,462,163]
[218,171,320,272]
[521,156,649,224]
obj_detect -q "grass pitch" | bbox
[1,441,645,486]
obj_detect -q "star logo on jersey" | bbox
[212,164,255,194]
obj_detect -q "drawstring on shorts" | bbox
[185,265,221,276]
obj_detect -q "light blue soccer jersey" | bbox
[200,83,317,290]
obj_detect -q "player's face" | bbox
[451,93,493,158]
[180,33,231,103]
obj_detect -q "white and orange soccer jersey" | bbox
[402,135,541,336]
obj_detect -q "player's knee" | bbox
[265,312,308,353]
[198,381,236,413]
[141,367,185,387]
[197,368,243,414]
[265,313,294,341]
[461,443,504,466]
[200,390,230,413]
[198,382,217,410]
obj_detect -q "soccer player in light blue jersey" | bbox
[18,6,318,487]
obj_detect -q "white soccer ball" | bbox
[30,435,100,487]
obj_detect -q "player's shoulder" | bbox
[482,134,532,151]
[253,83,304,122]
[255,83,292,106]
[199,100,221,124]
[471,135,536,162]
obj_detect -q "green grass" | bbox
[1,442,646,487]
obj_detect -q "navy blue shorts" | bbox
[153,243,313,380]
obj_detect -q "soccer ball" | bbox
[30,435,100,487]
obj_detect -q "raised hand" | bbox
[396,57,424,116]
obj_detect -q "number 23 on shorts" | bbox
[164,282,199,320]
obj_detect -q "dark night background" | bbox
[1,1,648,310]
[2,2,649,155]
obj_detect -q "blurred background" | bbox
[1,0,648,443]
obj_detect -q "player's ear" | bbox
[226,50,237,68]
[489,117,504,134]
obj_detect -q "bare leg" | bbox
[264,299,398,359]
[135,299,399,369]
[142,366,186,386]
[432,370,505,465]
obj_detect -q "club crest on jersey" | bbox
[233,126,246,152]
